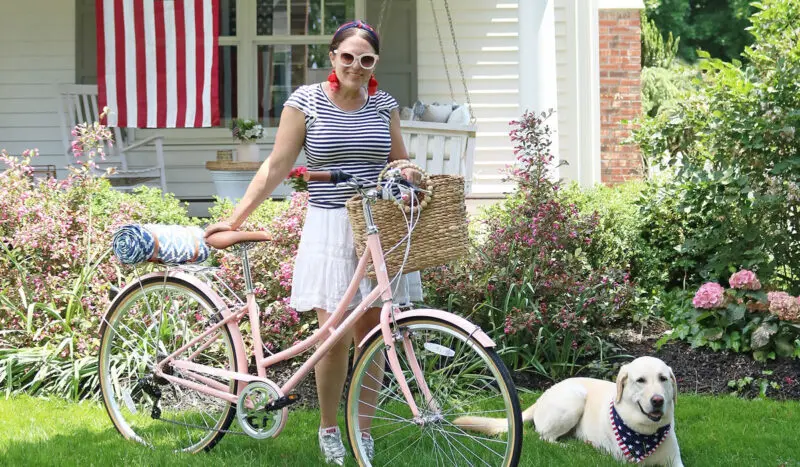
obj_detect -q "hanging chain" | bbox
[376,0,391,37]
[429,0,456,104]
[441,0,475,122]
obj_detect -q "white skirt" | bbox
[290,205,423,313]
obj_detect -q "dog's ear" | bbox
[668,366,678,404]
[615,364,629,403]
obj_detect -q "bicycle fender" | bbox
[357,308,495,350]
[100,271,250,376]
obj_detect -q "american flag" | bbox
[96,0,220,128]
[609,401,670,463]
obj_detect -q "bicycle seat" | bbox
[205,230,272,250]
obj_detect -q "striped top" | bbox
[284,84,398,208]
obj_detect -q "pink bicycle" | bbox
[98,170,523,466]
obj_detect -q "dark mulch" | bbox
[513,322,800,400]
[621,338,800,400]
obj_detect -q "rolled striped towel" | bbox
[112,224,209,265]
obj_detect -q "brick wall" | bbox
[599,9,643,184]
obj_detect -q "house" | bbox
[0,0,644,216]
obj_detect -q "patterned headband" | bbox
[334,20,380,44]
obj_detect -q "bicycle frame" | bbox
[151,196,443,436]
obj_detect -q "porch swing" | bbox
[376,0,478,194]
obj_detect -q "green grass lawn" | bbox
[1,393,799,466]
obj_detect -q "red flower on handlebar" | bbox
[287,166,309,192]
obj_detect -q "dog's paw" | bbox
[538,435,562,444]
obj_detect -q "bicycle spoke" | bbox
[440,419,507,459]
[347,320,519,466]
[99,279,236,453]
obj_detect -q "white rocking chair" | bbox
[57,84,167,193]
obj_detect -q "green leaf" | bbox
[703,327,725,341]
[726,303,746,322]
[773,335,795,357]
[750,322,776,349]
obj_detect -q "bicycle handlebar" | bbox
[306,169,352,184]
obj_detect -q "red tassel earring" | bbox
[327,70,340,92]
[367,75,379,96]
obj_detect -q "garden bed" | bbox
[513,322,800,401]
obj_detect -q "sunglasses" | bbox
[334,50,379,70]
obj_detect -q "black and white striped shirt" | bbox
[284,84,397,209]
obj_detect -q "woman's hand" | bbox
[204,221,235,239]
[401,167,423,185]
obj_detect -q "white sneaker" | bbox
[319,426,346,465]
[361,431,375,461]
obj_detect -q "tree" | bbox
[644,0,756,62]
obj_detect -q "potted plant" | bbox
[231,118,264,162]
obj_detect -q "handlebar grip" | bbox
[306,170,352,184]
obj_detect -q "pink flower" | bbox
[767,291,800,322]
[692,282,725,309]
[729,269,761,290]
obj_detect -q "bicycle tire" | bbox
[98,275,238,453]
[344,317,523,466]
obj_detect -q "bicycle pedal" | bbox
[264,394,300,412]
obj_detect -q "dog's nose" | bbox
[650,395,664,408]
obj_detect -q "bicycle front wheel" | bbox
[98,276,238,453]
[345,318,523,466]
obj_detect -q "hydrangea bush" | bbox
[667,269,800,361]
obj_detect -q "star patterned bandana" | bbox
[609,401,671,463]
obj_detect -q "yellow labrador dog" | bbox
[455,356,684,466]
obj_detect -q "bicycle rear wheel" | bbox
[345,317,523,466]
[98,276,238,453]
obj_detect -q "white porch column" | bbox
[518,0,560,175]
[576,0,602,186]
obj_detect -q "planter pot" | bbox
[206,161,293,202]
[236,143,260,162]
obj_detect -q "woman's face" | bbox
[329,35,377,92]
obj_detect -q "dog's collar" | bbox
[609,401,670,463]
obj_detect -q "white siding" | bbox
[417,0,520,197]
[0,1,75,176]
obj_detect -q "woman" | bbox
[204,20,421,465]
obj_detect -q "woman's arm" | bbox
[387,109,423,184]
[205,107,305,236]
[388,109,409,162]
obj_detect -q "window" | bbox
[219,0,359,127]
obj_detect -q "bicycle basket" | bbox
[345,172,469,278]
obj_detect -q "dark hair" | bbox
[329,20,380,54]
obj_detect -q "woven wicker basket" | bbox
[346,174,469,278]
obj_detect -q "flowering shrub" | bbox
[423,111,635,379]
[0,144,196,399]
[70,107,113,171]
[666,269,800,361]
[209,192,314,352]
